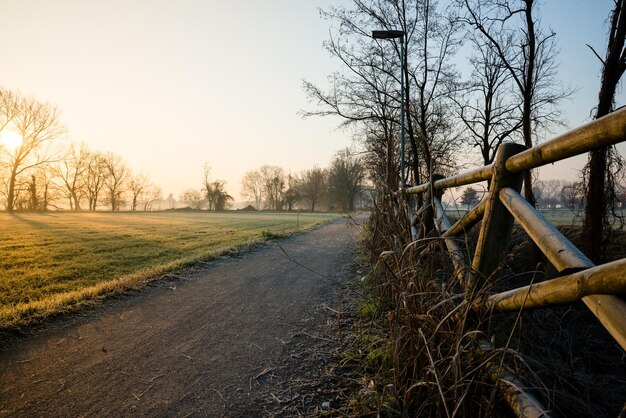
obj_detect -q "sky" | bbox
[0,0,622,201]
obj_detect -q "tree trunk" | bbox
[582,148,608,261]
[522,0,537,207]
[6,166,18,213]
[42,183,49,211]
[581,0,626,263]
[72,192,80,211]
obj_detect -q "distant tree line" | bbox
[459,180,589,213]
[0,87,369,214]
[175,149,369,212]
[0,87,162,212]
[239,149,368,212]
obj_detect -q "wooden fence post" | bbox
[431,174,446,233]
[417,174,445,239]
[469,143,527,292]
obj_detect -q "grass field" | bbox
[0,211,341,329]
[445,207,582,225]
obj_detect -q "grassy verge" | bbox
[340,269,399,416]
[0,211,340,329]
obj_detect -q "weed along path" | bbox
[0,216,363,417]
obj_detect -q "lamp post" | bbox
[372,29,406,188]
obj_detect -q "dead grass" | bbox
[349,197,626,417]
[0,211,340,329]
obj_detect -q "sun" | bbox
[1,130,23,150]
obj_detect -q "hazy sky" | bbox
[0,0,622,200]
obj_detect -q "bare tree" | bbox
[241,169,264,209]
[215,185,233,210]
[259,165,285,210]
[102,152,128,211]
[407,0,463,183]
[299,166,327,211]
[2,95,64,212]
[533,179,568,208]
[460,0,571,205]
[562,182,584,212]
[328,149,366,211]
[283,174,301,211]
[55,143,88,210]
[0,89,18,134]
[455,34,522,165]
[166,193,176,209]
[460,186,480,210]
[200,162,212,203]
[128,172,150,211]
[180,189,204,209]
[8,175,28,210]
[581,0,626,262]
[302,33,400,191]
[200,163,233,211]
[142,184,162,211]
[23,166,57,211]
[38,166,56,210]
[84,151,107,211]
[0,89,19,203]
[304,0,463,191]
[205,180,233,211]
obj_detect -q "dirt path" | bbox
[0,215,364,417]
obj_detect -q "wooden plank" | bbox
[499,187,593,272]
[405,108,626,200]
[417,174,445,240]
[506,106,626,174]
[581,295,626,352]
[404,183,429,195]
[404,165,492,195]
[477,338,551,418]
[432,196,469,279]
[484,258,626,311]
[442,198,487,237]
[419,197,486,257]
[434,165,492,190]
[471,143,527,290]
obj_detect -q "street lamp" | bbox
[372,29,406,188]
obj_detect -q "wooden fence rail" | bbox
[402,106,626,417]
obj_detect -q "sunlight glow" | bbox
[1,130,22,150]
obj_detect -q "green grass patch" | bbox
[0,211,340,329]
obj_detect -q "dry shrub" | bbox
[349,195,535,417]
[351,194,626,417]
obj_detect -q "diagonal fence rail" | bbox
[401,106,626,417]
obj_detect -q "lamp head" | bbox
[372,30,404,39]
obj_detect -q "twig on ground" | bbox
[213,388,226,402]
[132,382,155,401]
[255,367,273,380]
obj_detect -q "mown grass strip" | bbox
[0,211,340,329]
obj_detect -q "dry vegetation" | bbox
[341,199,626,417]
[0,211,340,330]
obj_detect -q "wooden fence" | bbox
[402,106,626,417]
